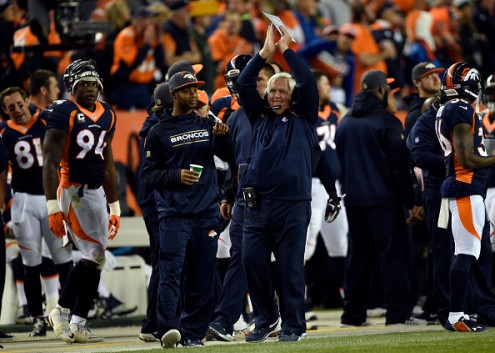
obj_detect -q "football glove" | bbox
[325,195,341,223]
[108,201,121,240]
[47,200,66,238]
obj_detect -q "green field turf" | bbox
[104,329,495,353]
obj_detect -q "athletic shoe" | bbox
[29,317,47,337]
[340,320,370,328]
[233,315,249,333]
[366,307,386,318]
[180,338,204,347]
[385,317,427,326]
[305,311,318,322]
[444,317,489,332]
[0,331,14,343]
[16,305,32,325]
[48,308,71,338]
[413,312,439,325]
[207,321,234,342]
[161,329,181,349]
[69,320,104,343]
[279,331,301,342]
[245,318,280,343]
[139,332,160,342]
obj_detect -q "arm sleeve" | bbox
[236,54,265,126]
[385,116,415,209]
[141,128,181,187]
[407,119,445,175]
[284,49,318,125]
[315,153,337,197]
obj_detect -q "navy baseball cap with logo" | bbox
[168,71,205,93]
[152,82,173,111]
[411,62,444,82]
[360,70,394,91]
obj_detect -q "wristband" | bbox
[108,201,121,216]
[47,199,61,215]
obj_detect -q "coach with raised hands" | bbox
[236,24,320,343]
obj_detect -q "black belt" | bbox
[85,184,100,189]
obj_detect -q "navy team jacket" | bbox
[236,50,319,201]
[141,109,232,218]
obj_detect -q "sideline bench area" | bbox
[1,217,150,324]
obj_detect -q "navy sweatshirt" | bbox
[335,92,415,209]
[141,109,232,217]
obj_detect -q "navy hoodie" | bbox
[335,92,414,209]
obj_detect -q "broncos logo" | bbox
[182,73,196,80]
[462,68,480,82]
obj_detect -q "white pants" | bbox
[12,192,72,266]
[449,195,484,259]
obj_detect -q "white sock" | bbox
[448,312,465,324]
[16,281,28,306]
[98,281,110,298]
[71,315,86,325]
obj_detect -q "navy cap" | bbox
[169,71,205,93]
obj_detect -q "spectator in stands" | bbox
[317,0,352,28]
[0,1,21,93]
[348,1,396,95]
[208,10,253,90]
[110,5,165,109]
[162,0,201,70]
[293,0,328,45]
[190,1,218,95]
[456,0,495,78]
[297,23,357,108]
[429,0,462,68]
[371,2,407,96]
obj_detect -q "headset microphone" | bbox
[271,105,282,110]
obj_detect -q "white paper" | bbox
[262,11,296,42]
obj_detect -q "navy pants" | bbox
[423,185,453,325]
[342,206,415,325]
[242,199,310,336]
[141,210,160,334]
[157,216,218,340]
[212,204,247,334]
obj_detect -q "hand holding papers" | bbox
[262,12,297,42]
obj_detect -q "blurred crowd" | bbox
[1,0,494,112]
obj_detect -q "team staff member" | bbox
[0,87,73,338]
[407,97,451,326]
[335,70,420,326]
[236,25,319,343]
[142,71,231,348]
[404,62,444,136]
[207,55,277,342]
[436,62,495,332]
[43,59,120,343]
[137,82,173,343]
